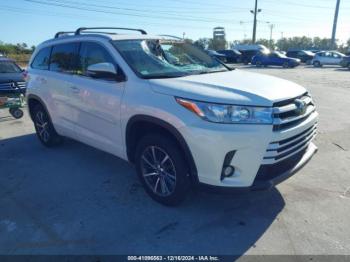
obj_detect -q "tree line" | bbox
[193,36,350,54]
[1,36,349,63]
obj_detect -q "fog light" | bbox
[222,165,235,178]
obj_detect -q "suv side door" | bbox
[47,42,80,138]
[69,41,126,156]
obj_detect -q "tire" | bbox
[32,103,63,147]
[256,61,263,68]
[135,134,191,206]
[9,108,24,119]
[313,61,321,67]
[306,59,312,65]
[282,62,289,68]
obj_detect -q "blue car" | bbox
[252,52,300,68]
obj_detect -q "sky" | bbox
[0,0,349,47]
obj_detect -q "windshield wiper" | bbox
[196,69,228,75]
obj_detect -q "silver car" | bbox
[312,51,346,67]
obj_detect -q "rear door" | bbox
[47,42,80,137]
[68,41,126,156]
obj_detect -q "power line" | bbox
[51,0,249,15]
[263,0,349,10]
[0,5,250,32]
[24,0,244,24]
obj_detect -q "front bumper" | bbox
[199,142,317,193]
[179,110,318,188]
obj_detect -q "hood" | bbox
[149,69,306,107]
[289,57,301,63]
[0,73,24,83]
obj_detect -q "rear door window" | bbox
[49,42,79,73]
[31,47,51,70]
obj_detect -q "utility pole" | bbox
[331,0,341,49]
[269,24,274,48]
[250,0,261,43]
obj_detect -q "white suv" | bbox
[26,27,318,205]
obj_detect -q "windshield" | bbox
[274,52,287,58]
[334,51,345,57]
[0,61,22,73]
[112,39,228,79]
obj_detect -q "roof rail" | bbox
[75,27,147,35]
[54,31,75,38]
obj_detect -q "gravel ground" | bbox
[0,65,349,256]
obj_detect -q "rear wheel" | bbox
[282,62,289,68]
[256,61,263,68]
[135,134,191,206]
[32,104,63,147]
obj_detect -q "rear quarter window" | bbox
[31,47,51,70]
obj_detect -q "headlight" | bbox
[176,98,273,124]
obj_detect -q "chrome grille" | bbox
[263,123,317,164]
[0,81,26,92]
[273,93,316,131]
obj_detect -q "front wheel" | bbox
[256,61,263,68]
[32,104,63,147]
[313,61,321,67]
[282,62,289,68]
[135,134,191,206]
[9,108,24,119]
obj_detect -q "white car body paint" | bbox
[27,33,318,189]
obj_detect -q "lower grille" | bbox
[255,148,307,182]
[263,123,317,164]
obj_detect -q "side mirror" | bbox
[86,62,125,81]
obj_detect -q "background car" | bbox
[340,56,350,69]
[216,49,242,63]
[312,51,346,67]
[0,57,26,92]
[205,49,227,63]
[286,50,315,64]
[252,51,300,68]
[233,44,270,64]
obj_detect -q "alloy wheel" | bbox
[140,146,177,197]
[35,111,50,143]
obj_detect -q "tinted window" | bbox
[31,47,51,70]
[50,43,79,73]
[78,42,116,78]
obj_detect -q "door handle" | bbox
[69,86,80,93]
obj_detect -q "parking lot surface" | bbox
[0,65,349,255]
